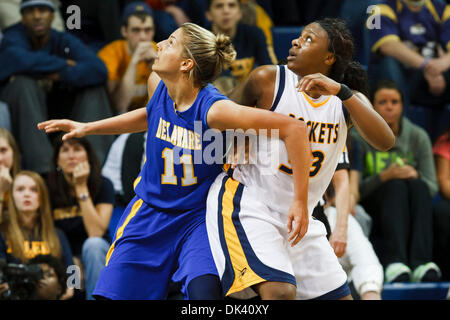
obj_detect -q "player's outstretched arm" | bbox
[207,99,311,246]
[38,71,161,140]
[37,107,148,141]
[297,73,395,151]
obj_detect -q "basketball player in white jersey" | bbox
[205,18,395,300]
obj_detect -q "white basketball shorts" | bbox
[206,172,349,300]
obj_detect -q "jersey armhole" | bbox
[146,80,164,114]
[269,65,285,111]
[342,102,354,128]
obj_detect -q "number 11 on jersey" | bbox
[161,147,198,186]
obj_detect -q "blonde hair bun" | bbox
[215,33,236,66]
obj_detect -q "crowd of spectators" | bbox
[0,0,449,300]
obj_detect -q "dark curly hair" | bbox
[28,254,67,299]
[316,18,369,96]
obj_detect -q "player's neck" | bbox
[167,79,201,112]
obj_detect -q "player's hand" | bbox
[287,200,309,247]
[329,227,347,258]
[37,119,86,141]
[296,73,340,97]
[0,165,12,194]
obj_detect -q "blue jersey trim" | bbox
[311,281,351,300]
[231,181,296,285]
[270,65,286,112]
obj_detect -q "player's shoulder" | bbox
[249,65,278,85]
[147,72,163,99]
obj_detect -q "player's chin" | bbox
[152,58,160,67]
[286,59,297,71]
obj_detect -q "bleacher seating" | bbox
[272,26,304,62]
[404,104,450,142]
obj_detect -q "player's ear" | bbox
[324,52,336,66]
[181,58,194,73]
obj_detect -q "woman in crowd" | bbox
[46,136,115,300]
[0,170,74,299]
[432,125,450,281]
[0,128,20,223]
[352,79,441,283]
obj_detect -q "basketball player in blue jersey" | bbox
[37,23,312,300]
[205,18,395,300]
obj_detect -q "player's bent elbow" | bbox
[378,134,395,152]
[286,120,308,141]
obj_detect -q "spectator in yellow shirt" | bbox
[98,2,158,114]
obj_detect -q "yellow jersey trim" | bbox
[377,4,398,23]
[220,178,265,296]
[371,34,401,53]
[426,0,440,23]
[302,92,331,108]
[442,5,450,22]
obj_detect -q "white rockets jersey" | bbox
[232,65,348,216]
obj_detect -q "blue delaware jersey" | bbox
[134,80,229,211]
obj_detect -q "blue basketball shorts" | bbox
[93,196,219,300]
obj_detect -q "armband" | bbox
[337,83,353,101]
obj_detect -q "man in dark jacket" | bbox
[0,0,114,174]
